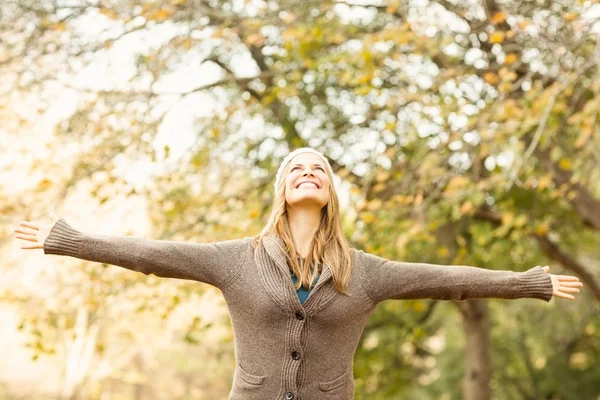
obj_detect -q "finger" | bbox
[557,275,580,281]
[15,234,38,243]
[559,287,580,293]
[555,291,575,300]
[560,281,584,287]
[19,221,39,230]
[20,244,42,250]
[14,228,37,236]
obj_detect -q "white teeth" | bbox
[297,182,318,189]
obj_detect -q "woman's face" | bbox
[284,153,331,210]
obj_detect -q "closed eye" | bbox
[292,166,324,171]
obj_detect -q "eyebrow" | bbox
[291,163,324,167]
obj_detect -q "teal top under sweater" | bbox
[291,257,321,304]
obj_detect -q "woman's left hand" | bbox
[541,266,583,300]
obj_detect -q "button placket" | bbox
[283,310,305,398]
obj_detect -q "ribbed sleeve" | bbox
[42,218,251,289]
[43,218,84,257]
[516,266,555,302]
[358,250,554,304]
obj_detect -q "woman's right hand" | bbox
[13,211,61,250]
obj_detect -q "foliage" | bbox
[1,0,600,398]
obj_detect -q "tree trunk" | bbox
[457,299,493,400]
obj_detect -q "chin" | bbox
[287,195,328,209]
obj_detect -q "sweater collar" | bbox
[255,234,336,314]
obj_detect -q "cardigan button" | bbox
[295,312,305,320]
[291,351,300,360]
[285,392,294,400]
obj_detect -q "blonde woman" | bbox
[14,147,583,400]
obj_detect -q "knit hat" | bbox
[273,147,336,193]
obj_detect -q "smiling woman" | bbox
[13,147,583,400]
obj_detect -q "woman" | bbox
[14,147,583,400]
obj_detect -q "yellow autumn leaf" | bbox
[553,103,567,112]
[490,12,506,25]
[362,50,374,64]
[489,31,505,44]
[567,114,580,124]
[505,53,518,64]
[514,214,527,228]
[245,33,265,46]
[559,158,572,171]
[350,186,362,195]
[460,201,474,214]
[414,193,423,206]
[517,20,530,30]
[357,73,373,84]
[402,195,414,205]
[367,199,383,211]
[37,179,53,190]
[574,125,592,148]
[484,72,498,85]
[181,38,193,50]
[443,176,470,196]
[51,22,67,31]
[535,223,549,235]
[337,168,350,178]
[157,9,174,19]
[361,212,375,224]
[99,8,119,20]
[437,246,450,258]
[146,8,174,21]
[563,13,579,22]
[372,183,386,193]
[501,212,514,226]
[375,171,390,182]
[330,33,345,45]
[538,174,552,190]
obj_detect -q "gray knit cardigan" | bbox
[43,218,554,400]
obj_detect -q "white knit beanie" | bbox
[273,147,336,193]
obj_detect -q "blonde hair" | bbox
[252,160,353,295]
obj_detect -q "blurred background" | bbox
[1,0,600,399]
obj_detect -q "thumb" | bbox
[49,210,60,223]
[542,265,550,273]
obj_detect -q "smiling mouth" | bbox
[296,182,320,189]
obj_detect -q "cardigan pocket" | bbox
[237,363,266,386]
[230,364,267,400]
[318,371,347,392]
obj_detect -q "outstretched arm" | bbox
[16,217,250,289]
[356,249,581,304]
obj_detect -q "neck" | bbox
[287,207,321,258]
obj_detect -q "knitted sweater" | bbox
[43,218,554,400]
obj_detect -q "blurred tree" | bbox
[1,0,599,399]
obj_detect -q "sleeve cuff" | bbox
[43,218,83,257]
[518,266,554,302]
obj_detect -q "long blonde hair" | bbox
[252,159,353,295]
